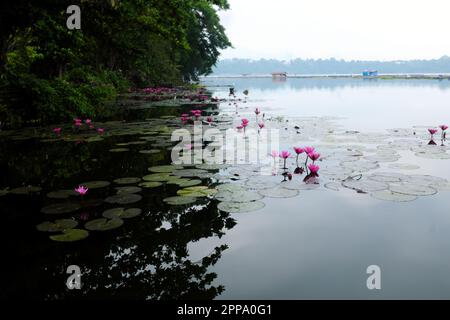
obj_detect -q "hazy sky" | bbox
[218,0,450,61]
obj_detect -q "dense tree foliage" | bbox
[0,0,230,127]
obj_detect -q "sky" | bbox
[217,0,450,61]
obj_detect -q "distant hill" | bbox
[212,56,450,75]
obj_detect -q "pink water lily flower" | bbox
[255,108,260,115]
[207,116,213,123]
[53,128,62,134]
[308,152,320,162]
[258,122,265,129]
[270,150,278,158]
[89,124,94,129]
[241,118,249,127]
[428,128,438,135]
[74,185,88,196]
[97,128,104,134]
[304,146,315,154]
[281,150,291,169]
[280,151,291,159]
[440,125,448,131]
[74,118,82,123]
[308,164,320,174]
[293,147,304,154]
[85,119,92,125]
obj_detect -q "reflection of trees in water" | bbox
[34,200,236,300]
[204,77,450,92]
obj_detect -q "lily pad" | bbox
[388,163,420,170]
[324,182,341,191]
[148,165,184,173]
[216,183,246,193]
[195,163,228,170]
[138,181,163,188]
[368,172,404,183]
[47,189,78,199]
[49,229,89,242]
[0,188,10,197]
[342,178,389,193]
[114,177,141,185]
[167,179,202,187]
[41,203,81,214]
[389,183,437,196]
[371,190,417,202]
[177,186,218,197]
[109,148,130,152]
[10,185,42,195]
[36,219,78,232]
[217,201,266,213]
[104,193,142,204]
[139,149,161,154]
[245,176,280,190]
[172,169,210,178]
[103,207,142,219]
[80,181,110,189]
[258,187,299,198]
[85,218,124,231]
[163,196,197,205]
[215,189,263,202]
[115,186,142,194]
[142,173,178,182]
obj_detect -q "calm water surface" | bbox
[3,77,450,299]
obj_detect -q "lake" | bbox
[2,77,450,299]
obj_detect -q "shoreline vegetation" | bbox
[0,1,231,129]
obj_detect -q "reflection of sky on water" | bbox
[204,77,450,132]
[190,77,450,299]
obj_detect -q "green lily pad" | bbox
[258,187,299,198]
[195,163,228,170]
[324,182,342,191]
[85,218,124,231]
[138,181,163,188]
[389,183,437,196]
[148,165,184,173]
[41,202,81,214]
[245,176,280,190]
[86,136,104,143]
[0,188,10,197]
[109,148,130,152]
[215,189,263,202]
[37,219,78,232]
[104,193,142,204]
[217,201,265,213]
[371,190,417,202]
[49,229,89,242]
[47,189,78,199]
[167,179,202,187]
[113,177,141,185]
[80,181,110,189]
[388,163,420,170]
[103,207,142,219]
[177,186,218,197]
[139,149,161,154]
[216,183,246,193]
[163,196,197,205]
[172,169,210,178]
[342,178,389,193]
[115,186,142,194]
[10,185,42,195]
[142,173,178,182]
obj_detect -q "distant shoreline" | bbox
[203,73,450,80]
